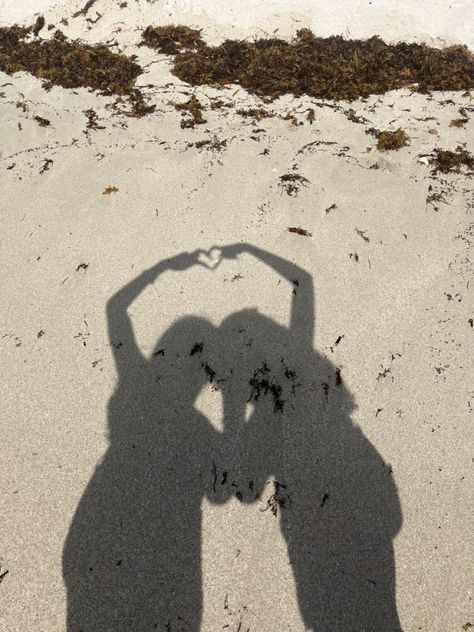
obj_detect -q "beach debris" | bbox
[449,117,468,128]
[261,481,290,517]
[426,187,448,210]
[33,115,50,127]
[142,27,474,100]
[72,0,97,18]
[306,107,316,124]
[209,98,233,110]
[279,173,309,196]
[288,227,312,237]
[190,342,203,355]
[376,128,409,151]
[32,16,45,37]
[102,186,118,195]
[39,158,53,174]
[355,228,370,242]
[431,146,474,174]
[202,363,216,383]
[193,139,211,149]
[322,382,329,401]
[345,108,371,124]
[196,136,226,152]
[329,335,344,353]
[0,25,153,115]
[173,95,206,128]
[141,25,203,55]
[280,111,299,126]
[249,363,284,412]
[126,89,156,117]
[84,108,104,130]
[236,107,272,121]
[0,27,141,95]
[324,203,337,214]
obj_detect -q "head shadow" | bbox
[62,245,403,632]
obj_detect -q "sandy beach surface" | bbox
[0,1,473,631]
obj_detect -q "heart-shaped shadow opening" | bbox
[197,247,222,270]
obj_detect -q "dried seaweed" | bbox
[449,117,468,128]
[236,107,273,121]
[173,95,206,128]
[376,128,409,151]
[34,115,51,127]
[141,25,203,55]
[248,364,284,413]
[84,108,104,129]
[32,16,45,37]
[142,27,474,101]
[127,88,156,117]
[0,26,142,96]
[279,173,309,196]
[72,0,97,19]
[288,227,312,237]
[102,185,118,195]
[431,146,474,174]
[306,108,315,124]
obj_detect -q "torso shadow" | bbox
[215,308,403,632]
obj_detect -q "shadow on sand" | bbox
[63,244,403,632]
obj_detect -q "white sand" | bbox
[0,1,473,631]
[1,0,474,47]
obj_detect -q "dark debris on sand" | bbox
[173,95,207,128]
[141,25,203,55]
[0,25,156,116]
[0,26,141,95]
[431,146,474,174]
[376,128,410,151]
[142,26,474,101]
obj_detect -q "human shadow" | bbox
[63,245,403,632]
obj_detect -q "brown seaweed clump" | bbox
[173,95,207,128]
[431,146,474,174]
[236,107,273,121]
[0,26,142,95]
[288,226,312,237]
[376,128,410,151]
[449,117,468,128]
[141,25,203,55]
[142,26,474,101]
[279,173,310,196]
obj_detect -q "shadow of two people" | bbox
[63,244,403,632]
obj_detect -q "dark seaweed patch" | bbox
[0,27,141,95]
[141,25,203,55]
[142,27,474,101]
[431,146,474,174]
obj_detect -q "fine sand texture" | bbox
[0,1,473,631]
